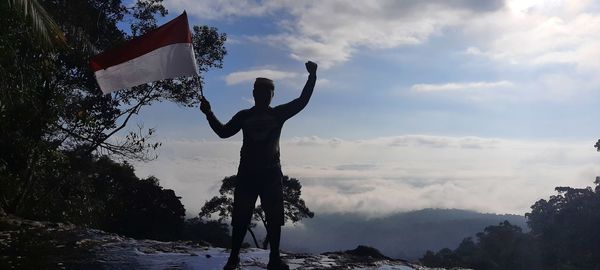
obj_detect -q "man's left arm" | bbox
[275,61,317,120]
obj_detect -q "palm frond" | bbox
[8,0,66,46]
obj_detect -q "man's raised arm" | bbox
[200,97,243,138]
[275,61,318,120]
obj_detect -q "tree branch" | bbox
[85,89,154,155]
[256,209,269,249]
[247,227,260,248]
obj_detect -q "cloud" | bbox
[334,164,376,171]
[166,0,283,19]
[463,0,600,70]
[258,35,354,69]
[241,97,254,105]
[164,0,600,104]
[169,0,600,76]
[224,69,300,85]
[133,135,600,217]
[171,0,505,68]
[316,78,331,86]
[411,81,513,92]
[269,0,506,68]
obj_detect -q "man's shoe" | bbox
[267,258,289,270]
[223,256,240,270]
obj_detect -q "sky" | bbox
[130,0,600,217]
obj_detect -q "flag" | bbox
[90,11,198,94]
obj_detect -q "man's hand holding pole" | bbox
[200,96,212,115]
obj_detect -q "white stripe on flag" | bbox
[94,43,198,94]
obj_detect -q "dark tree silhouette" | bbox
[420,221,540,270]
[182,217,232,248]
[106,175,186,241]
[64,155,186,241]
[526,179,600,269]
[0,0,226,218]
[420,142,600,270]
[421,177,600,270]
[200,175,314,248]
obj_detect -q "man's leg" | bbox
[261,170,288,269]
[264,212,288,269]
[226,178,258,269]
[267,223,281,260]
[223,223,246,270]
[230,223,248,258]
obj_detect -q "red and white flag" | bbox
[90,12,198,94]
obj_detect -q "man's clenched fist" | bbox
[305,61,317,75]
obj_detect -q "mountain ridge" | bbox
[278,208,527,260]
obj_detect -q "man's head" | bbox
[253,77,274,108]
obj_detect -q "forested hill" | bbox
[281,208,526,260]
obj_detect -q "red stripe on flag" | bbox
[90,12,193,72]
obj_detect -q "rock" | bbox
[345,245,390,260]
[0,215,454,269]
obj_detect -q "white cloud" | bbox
[411,81,513,92]
[134,135,600,217]
[269,1,502,68]
[316,78,331,86]
[162,0,600,106]
[464,0,600,70]
[241,97,254,105]
[172,0,600,73]
[166,0,283,19]
[465,46,483,55]
[170,0,505,68]
[224,69,300,85]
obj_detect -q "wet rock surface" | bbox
[0,216,460,270]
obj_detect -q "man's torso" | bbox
[238,107,285,174]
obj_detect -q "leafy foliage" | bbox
[70,156,186,241]
[182,217,232,248]
[422,177,600,270]
[420,221,540,270]
[0,0,226,224]
[200,175,314,248]
[6,0,66,45]
[526,179,600,269]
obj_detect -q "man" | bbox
[199,61,317,270]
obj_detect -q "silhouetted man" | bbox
[200,61,317,270]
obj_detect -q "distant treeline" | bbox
[421,179,600,270]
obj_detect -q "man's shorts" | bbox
[231,168,285,227]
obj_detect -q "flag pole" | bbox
[199,78,204,98]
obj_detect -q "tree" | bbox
[182,217,232,248]
[6,0,66,45]
[200,175,315,248]
[4,152,187,240]
[475,221,540,270]
[420,221,540,270]
[106,176,186,241]
[81,157,186,241]
[0,0,227,218]
[526,179,600,269]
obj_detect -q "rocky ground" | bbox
[0,216,464,270]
